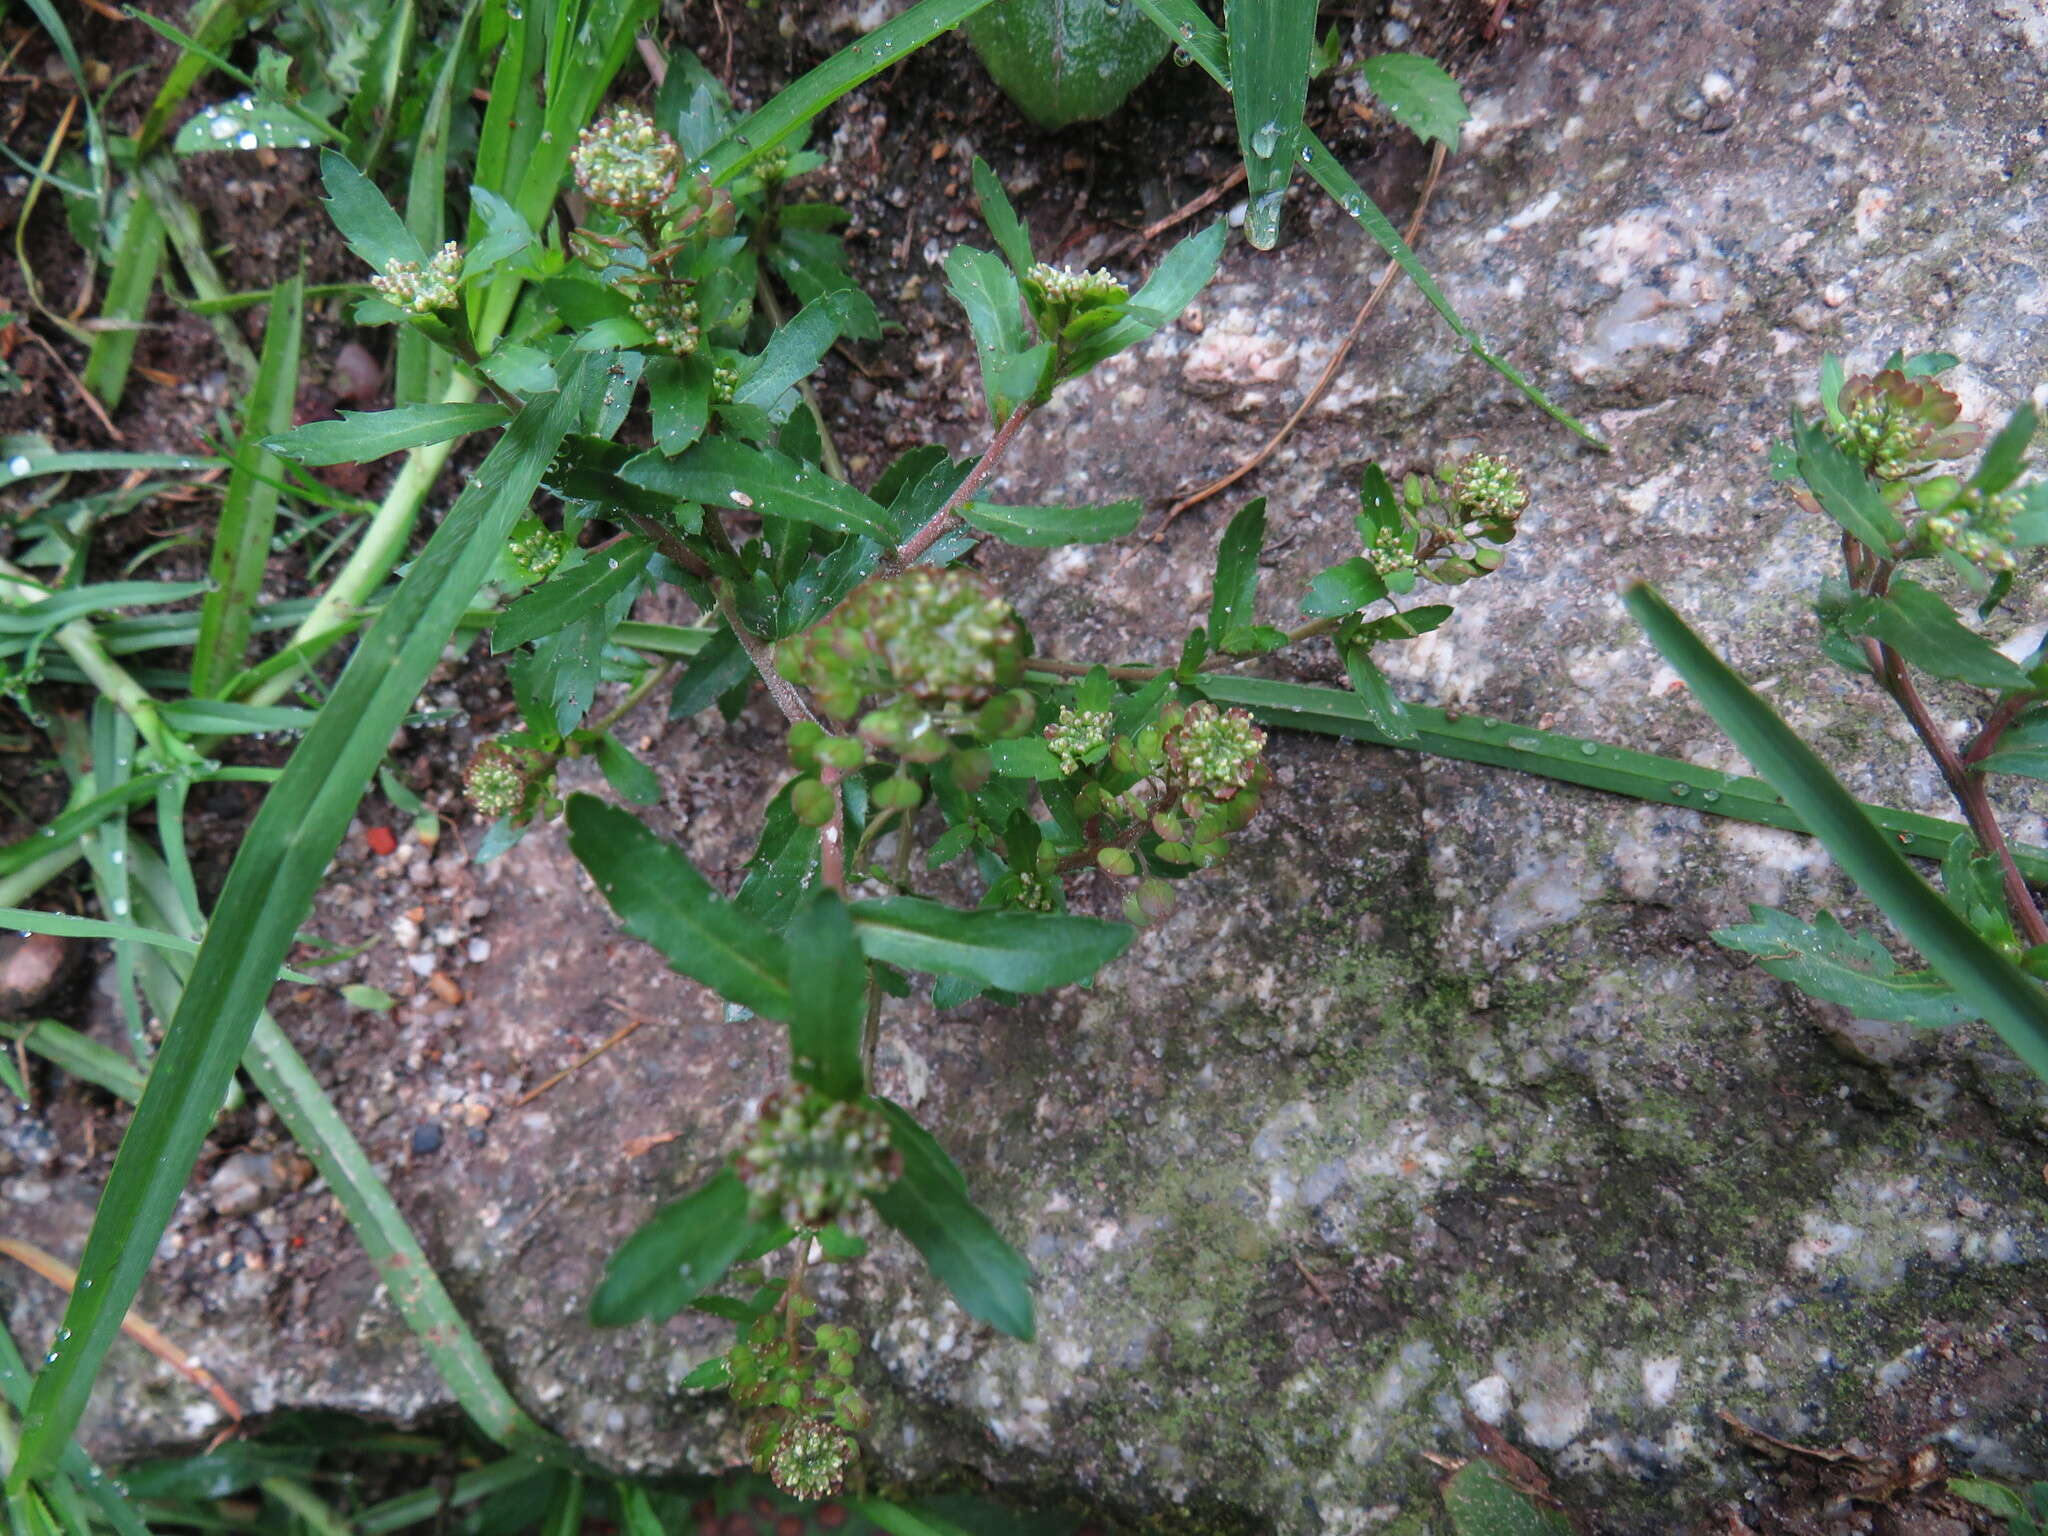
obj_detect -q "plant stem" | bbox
[0,560,181,763]
[884,401,1037,574]
[588,659,682,738]
[781,1234,813,1352]
[1867,635,2048,947]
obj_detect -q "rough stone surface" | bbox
[7,0,2048,1532]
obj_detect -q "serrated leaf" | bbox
[1442,1462,1575,1536]
[1359,53,1471,149]
[971,157,1034,276]
[868,1098,1033,1339]
[1847,576,2033,690]
[264,404,511,466]
[946,244,1039,424]
[492,541,652,653]
[1712,905,1977,1026]
[566,795,794,1019]
[958,498,1142,546]
[850,895,1132,992]
[732,290,863,412]
[320,149,423,273]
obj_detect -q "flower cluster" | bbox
[462,742,525,818]
[1025,261,1128,306]
[734,1090,900,1229]
[1164,701,1266,798]
[768,1417,856,1501]
[506,523,568,580]
[1451,454,1530,527]
[1045,705,1112,773]
[372,242,462,314]
[1831,369,1980,479]
[1922,484,2024,573]
[710,360,741,404]
[727,1307,870,1498]
[571,106,680,214]
[1363,522,1418,578]
[776,569,1025,722]
[628,283,701,354]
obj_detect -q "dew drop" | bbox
[1171,45,1192,66]
[1507,735,1541,752]
[209,116,240,141]
[6,453,31,476]
[237,131,259,150]
[1702,789,1721,803]
[607,558,619,569]
[1249,120,1281,158]
[1341,195,1364,216]
[1245,190,1284,249]
[1299,145,1314,163]
[1669,783,1690,797]
[1578,740,1599,756]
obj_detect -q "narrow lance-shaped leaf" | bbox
[264,404,512,466]
[622,439,891,542]
[8,380,581,1490]
[1712,906,1976,1027]
[786,892,868,1100]
[957,499,1142,546]
[1624,582,2048,1086]
[970,156,1034,276]
[1847,576,2033,690]
[732,290,863,410]
[1209,497,1267,644]
[868,1099,1033,1340]
[320,149,425,273]
[493,541,653,653]
[564,795,794,1020]
[945,244,1037,425]
[590,1168,771,1326]
[850,895,1133,992]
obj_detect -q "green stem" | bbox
[0,561,181,763]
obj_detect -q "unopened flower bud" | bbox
[572,106,680,214]
[372,242,463,314]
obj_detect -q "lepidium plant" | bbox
[277,82,1538,1500]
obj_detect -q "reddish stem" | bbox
[883,402,1037,575]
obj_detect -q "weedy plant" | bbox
[1629,355,2048,1084]
[12,0,2048,1526]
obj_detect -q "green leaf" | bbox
[732,290,864,412]
[1971,402,2036,495]
[644,353,713,455]
[958,498,1142,546]
[988,738,1064,780]
[493,542,653,653]
[850,895,1133,992]
[174,93,326,155]
[703,0,1005,184]
[593,733,662,806]
[590,1169,765,1327]
[1441,1462,1574,1536]
[1847,576,2032,690]
[1208,497,1267,645]
[869,1099,1033,1339]
[565,794,794,1019]
[1225,0,1316,248]
[8,380,581,1490]
[1712,906,1975,1026]
[668,625,754,719]
[1358,52,1471,149]
[945,244,1038,424]
[0,580,212,635]
[1301,557,1389,617]
[962,0,1171,128]
[192,270,304,698]
[1340,642,1415,742]
[622,438,892,542]
[1948,1479,2030,1524]
[1625,582,2048,1085]
[320,149,424,273]
[1792,417,1906,551]
[1063,220,1226,376]
[264,404,511,466]
[787,893,867,1100]
[970,157,1034,276]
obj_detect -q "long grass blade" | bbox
[1184,673,2048,883]
[1223,0,1315,250]
[701,0,998,185]
[1625,582,2048,1082]
[191,272,305,697]
[7,382,581,1490]
[78,192,164,414]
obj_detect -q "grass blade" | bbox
[7,382,580,1490]
[1224,0,1315,249]
[701,0,998,185]
[78,191,164,414]
[1625,582,2048,1082]
[191,271,305,697]
[1189,673,2048,882]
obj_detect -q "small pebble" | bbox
[428,971,463,1006]
[467,937,492,964]
[411,1123,444,1155]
